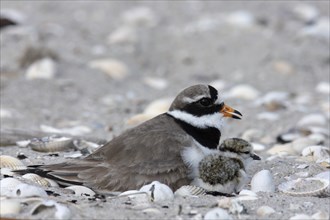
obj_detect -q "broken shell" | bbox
[22,173,51,187]
[139,181,174,202]
[291,137,323,154]
[256,206,276,217]
[174,185,206,197]
[237,190,258,201]
[251,170,275,193]
[240,129,263,142]
[204,208,233,220]
[31,199,71,220]
[251,142,266,151]
[301,145,330,163]
[0,199,21,215]
[28,136,75,152]
[65,185,95,197]
[0,155,26,170]
[278,178,329,197]
[311,211,329,220]
[217,198,244,214]
[255,91,289,111]
[0,177,23,196]
[44,178,59,187]
[25,58,57,80]
[13,183,48,197]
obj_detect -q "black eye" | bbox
[199,98,213,106]
[242,151,250,154]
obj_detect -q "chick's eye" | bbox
[242,151,250,154]
[199,98,212,106]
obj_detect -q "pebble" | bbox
[217,198,244,214]
[25,58,57,80]
[292,4,319,23]
[40,125,92,136]
[0,108,13,118]
[225,84,260,100]
[225,11,255,28]
[311,211,329,220]
[143,77,168,90]
[272,61,294,75]
[267,143,295,155]
[297,113,327,127]
[240,129,264,142]
[121,7,157,27]
[251,170,275,193]
[316,82,330,94]
[300,17,330,39]
[290,214,312,220]
[204,208,232,220]
[257,112,279,121]
[256,206,276,217]
[88,58,128,80]
[107,26,137,45]
[251,142,266,151]
[255,91,290,111]
[301,145,330,164]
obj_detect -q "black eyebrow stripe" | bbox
[208,85,218,101]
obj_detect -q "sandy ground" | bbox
[1,1,329,219]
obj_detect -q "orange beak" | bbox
[220,104,243,119]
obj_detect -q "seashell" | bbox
[107,26,137,45]
[31,199,71,220]
[0,199,21,215]
[311,211,329,220]
[40,125,92,136]
[217,198,244,214]
[290,137,323,154]
[13,183,48,197]
[174,185,206,197]
[143,77,168,90]
[139,181,174,202]
[251,170,275,193]
[0,177,23,196]
[316,82,330,94]
[292,4,319,23]
[297,114,327,127]
[65,185,95,197]
[256,206,276,217]
[25,58,57,80]
[204,208,233,220]
[0,155,26,170]
[22,173,51,187]
[300,18,330,39]
[267,143,295,155]
[240,129,263,142]
[314,171,330,181]
[301,145,330,163]
[224,84,259,100]
[126,98,172,125]
[44,178,59,187]
[64,151,83,158]
[121,7,157,27]
[251,142,265,151]
[0,108,13,118]
[278,178,329,197]
[255,91,290,110]
[88,58,128,80]
[238,189,258,197]
[16,139,31,147]
[118,190,141,197]
[28,136,75,153]
[290,214,312,220]
[225,11,255,28]
[257,112,279,121]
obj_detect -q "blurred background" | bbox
[1,1,329,142]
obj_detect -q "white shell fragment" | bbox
[217,197,244,214]
[278,178,329,197]
[139,181,174,202]
[290,214,312,220]
[237,190,258,201]
[174,185,206,197]
[25,58,57,80]
[301,145,330,163]
[13,183,48,197]
[251,142,266,151]
[204,208,233,220]
[65,185,95,197]
[22,173,51,187]
[225,84,260,100]
[88,58,128,80]
[0,199,21,215]
[0,155,26,170]
[28,136,75,153]
[31,200,71,220]
[256,206,276,217]
[0,177,23,196]
[251,170,275,193]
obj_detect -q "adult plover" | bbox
[19,84,243,191]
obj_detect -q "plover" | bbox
[19,84,243,191]
[193,138,261,195]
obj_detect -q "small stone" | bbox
[88,58,128,80]
[204,208,232,220]
[25,58,57,80]
[311,211,329,220]
[257,112,279,121]
[316,82,330,94]
[292,4,319,23]
[290,214,312,220]
[143,77,168,90]
[0,108,13,118]
[107,26,137,45]
[300,18,330,39]
[297,114,327,127]
[273,61,293,75]
[240,129,264,142]
[121,7,157,27]
[225,84,260,100]
[251,142,266,151]
[256,206,276,217]
[251,170,275,193]
[225,11,255,28]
